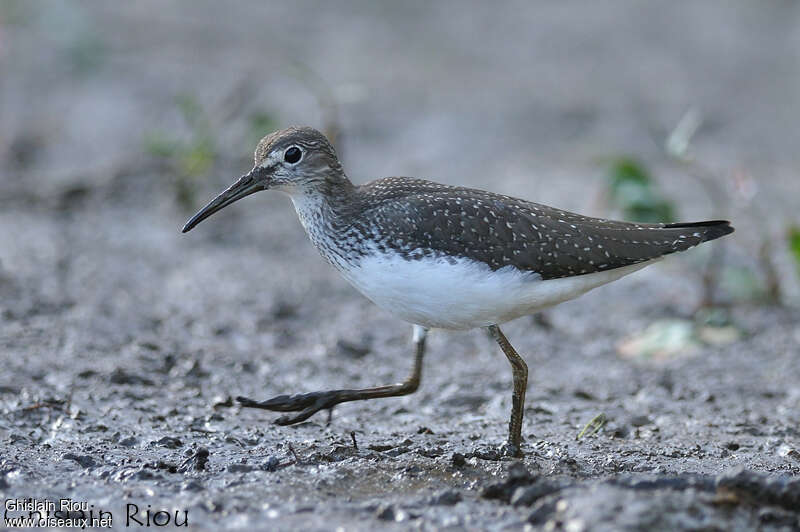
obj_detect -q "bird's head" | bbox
[182,126,344,233]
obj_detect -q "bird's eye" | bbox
[284,146,302,164]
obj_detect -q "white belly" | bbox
[338,253,653,330]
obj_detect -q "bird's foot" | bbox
[237,391,342,425]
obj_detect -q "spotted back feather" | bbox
[335,177,733,280]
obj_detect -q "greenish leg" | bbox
[488,324,529,457]
[238,325,428,424]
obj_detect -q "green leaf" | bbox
[789,226,800,275]
[605,157,676,223]
[608,157,652,189]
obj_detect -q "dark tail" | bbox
[662,220,734,243]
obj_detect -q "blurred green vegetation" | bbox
[606,157,676,223]
[618,313,742,362]
[719,265,771,304]
[247,110,279,149]
[576,413,606,440]
[63,30,106,76]
[2,1,106,76]
[144,92,281,210]
[0,0,33,26]
[789,226,800,277]
[144,93,217,210]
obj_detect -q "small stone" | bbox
[129,468,161,481]
[179,447,209,472]
[573,389,595,400]
[181,480,203,492]
[430,489,462,506]
[109,368,154,386]
[481,464,537,503]
[777,445,798,459]
[334,338,371,359]
[510,481,564,506]
[451,452,466,467]
[508,462,533,480]
[62,453,96,468]
[271,300,297,320]
[528,501,558,525]
[154,436,183,449]
[376,504,395,521]
[119,436,138,447]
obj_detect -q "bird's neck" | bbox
[287,174,364,271]
[289,172,355,221]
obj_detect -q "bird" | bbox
[182,126,733,456]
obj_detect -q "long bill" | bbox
[182,169,265,233]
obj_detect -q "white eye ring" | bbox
[284,146,302,164]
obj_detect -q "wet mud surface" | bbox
[2,2,799,530]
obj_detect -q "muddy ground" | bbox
[1,2,799,530]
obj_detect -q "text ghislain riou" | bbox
[5,498,188,528]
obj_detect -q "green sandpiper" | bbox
[182,126,734,456]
